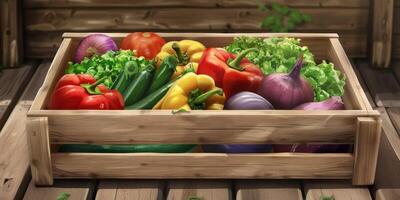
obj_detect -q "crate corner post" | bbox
[352,117,382,185]
[27,116,54,186]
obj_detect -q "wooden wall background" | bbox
[21,0,398,59]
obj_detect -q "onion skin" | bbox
[225,92,274,110]
[75,34,118,63]
[257,56,314,109]
[294,96,345,110]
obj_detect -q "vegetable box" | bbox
[27,33,381,186]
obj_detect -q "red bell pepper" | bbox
[49,74,124,110]
[197,48,263,98]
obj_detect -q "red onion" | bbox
[294,96,345,110]
[225,92,274,110]
[75,34,118,63]
[257,55,314,109]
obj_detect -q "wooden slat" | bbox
[0,62,50,199]
[328,38,373,110]
[387,108,400,137]
[235,180,302,200]
[0,104,33,200]
[304,180,372,200]
[27,117,53,185]
[374,108,400,189]
[167,180,231,200]
[96,180,163,200]
[51,153,354,179]
[24,8,368,32]
[1,0,23,67]
[23,179,95,200]
[350,59,375,107]
[376,189,400,200]
[23,0,370,8]
[36,110,372,145]
[0,63,36,128]
[358,60,400,107]
[371,0,394,68]
[30,38,74,111]
[353,117,382,185]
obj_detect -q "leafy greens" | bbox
[226,37,345,101]
[66,50,154,88]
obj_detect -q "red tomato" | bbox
[120,32,165,60]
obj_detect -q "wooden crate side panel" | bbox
[27,117,53,186]
[352,117,382,185]
[29,38,74,111]
[51,153,354,179]
[328,38,373,110]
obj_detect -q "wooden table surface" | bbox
[0,59,399,200]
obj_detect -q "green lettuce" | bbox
[66,50,153,88]
[226,37,345,101]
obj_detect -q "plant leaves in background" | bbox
[258,2,311,32]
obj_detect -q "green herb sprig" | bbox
[258,2,311,32]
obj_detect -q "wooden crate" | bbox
[26,33,381,186]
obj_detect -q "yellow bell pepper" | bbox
[155,40,206,79]
[153,72,225,110]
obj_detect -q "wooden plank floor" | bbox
[2,59,400,200]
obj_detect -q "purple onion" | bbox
[202,144,273,153]
[257,55,314,109]
[294,96,345,110]
[225,92,274,110]
[75,34,118,63]
[273,144,350,153]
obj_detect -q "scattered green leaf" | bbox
[188,196,203,200]
[320,194,335,200]
[56,192,70,200]
[226,37,345,101]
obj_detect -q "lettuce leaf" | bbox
[226,36,345,101]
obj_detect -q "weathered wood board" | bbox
[235,180,303,200]
[96,180,163,200]
[376,189,400,200]
[23,180,95,200]
[167,180,232,200]
[0,62,49,200]
[304,180,372,200]
[357,60,400,107]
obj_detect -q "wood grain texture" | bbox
[23,0,370,8]
[27,117,53,186]
[24,8,368,32]
[353,117,382,185]
[96,180,163,200]
[304,180,372,200]
[387,108,400,137]
[376,189,400,200]
[0,62,50,199]
[371,0,394,68]
[1,0,23,67]
[32,110,378,145]
[374,108,400,189]
[358,60,400,107]
[42,110,364,144]
[23,179,95,200]
[51,153,354,179]
[350,59,376,107]
[167,180,231,200]
[30,38,73,111]
[20,61,52,102]
[235,180,302,200]
[0,104,32,200]
[0,63,36,128]
[328,38,373,110]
